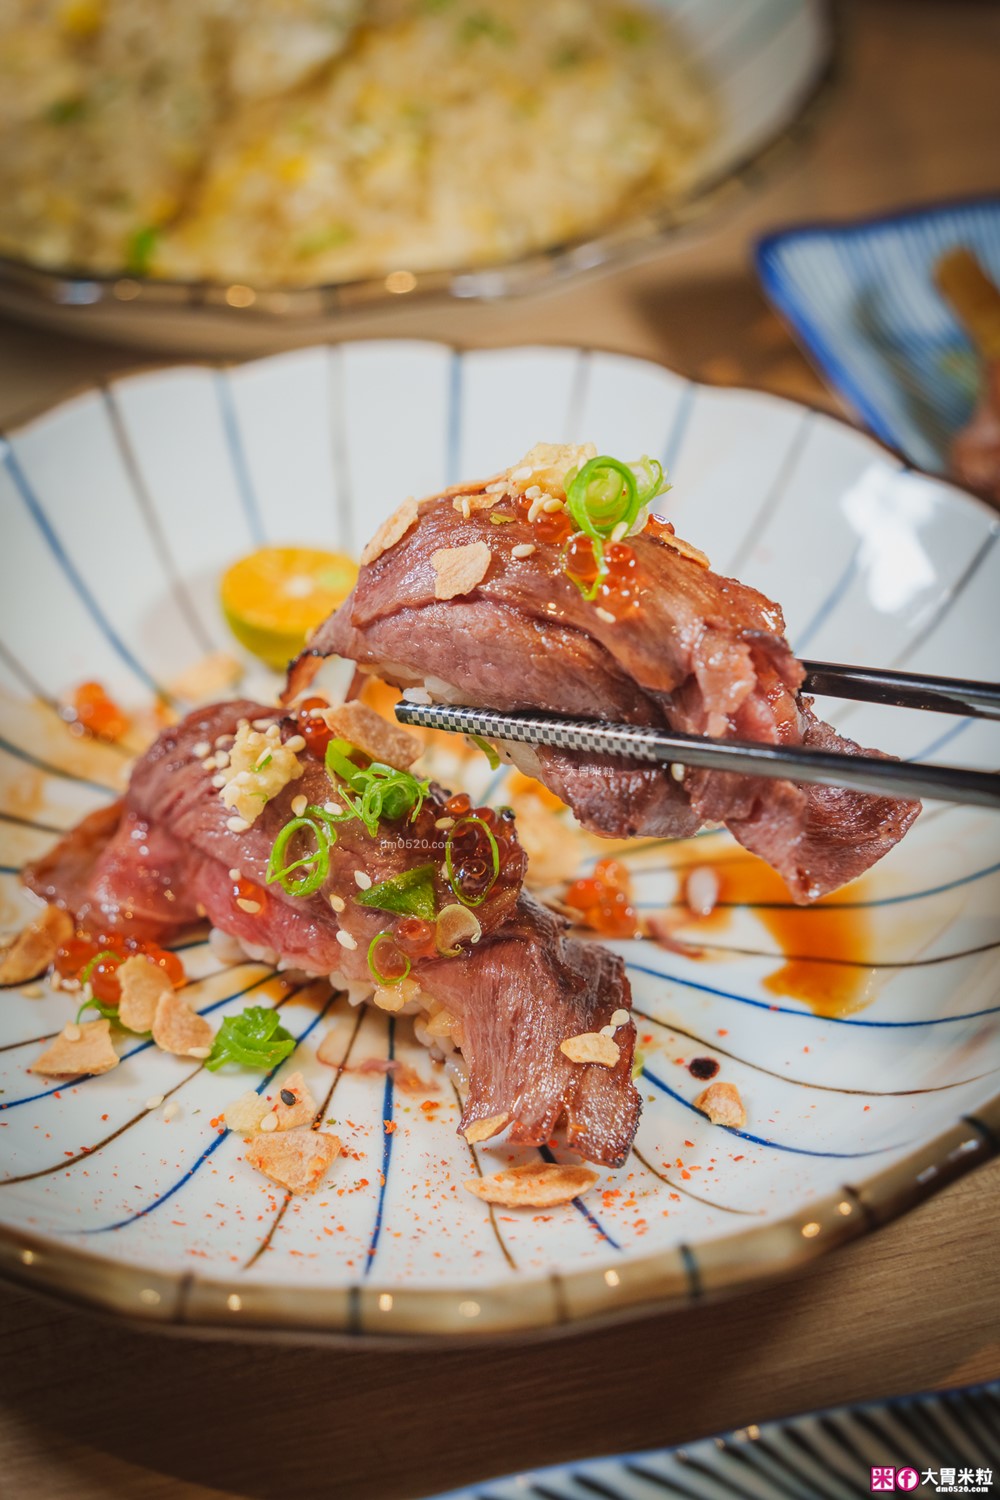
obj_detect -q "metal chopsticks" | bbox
[395,695,1000,811]
[800,660,1000,720]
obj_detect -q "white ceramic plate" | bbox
[0,342,998,1342]
[0,0,834,353]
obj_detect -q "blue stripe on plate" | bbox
[662,381,695,476]
[633,856,1000,911]
[2,440,169,700]
[77,996,331,1233]
[625,959,1000,1028]
[0,970,276,1114]
[538,1144,622,1250]
[0,732,118,796]
[213,370,265,547]
[792,541,862,654]
[363,1015,396,1276]
[642,1067,909,1157]
[446,348,464,486]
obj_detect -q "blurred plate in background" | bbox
[426,1381,1000,1500]
[757,195,1000,474]
[0,0,834,354]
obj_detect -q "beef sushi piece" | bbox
[289,444,920,903]
[24,697,639,1167]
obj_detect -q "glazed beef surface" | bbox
[25,699,640,1166]
[293,479,919,902]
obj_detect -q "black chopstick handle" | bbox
[394,702,1000,810]
[801,659,1000,720]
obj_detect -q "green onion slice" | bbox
[79,948,120,987]
[324,738,431,838]
[469,734,500,770]
[566,457,640,542]
[444,815,500,908]
[561,453,670,602]
[266,811,335,897]
[355,863,437,921]
[205,1005,296,1072]
[367,932,411,988]
[76,994,121,1024]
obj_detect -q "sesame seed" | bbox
[211,774,226,789]
[145,1094,164,1110]
[252,718,274,731]
[610,1009,629,1027]
[214,735,231,749]
[324,800,344,815]
[201,756,218,771]
[542,497,564,513]
[188,1046,212,1059]
[610,520,628,542]
[228,868,241,880]
[260,1112,278,1133]
[485,481,507,494]
[215,751,230,768]
[63,1023,81,1041]
[227,817,250,833]
[527,497,546,523]
[595,607,616,624]
[600,1024,615,1037]
[284,734,306,753]
[280,1088,296,1107]
[329,894,345,913]
[236,897,261,915]
[336,930,358,950]
[524,485,542,500]
[435,817,455,830]
[192,741,211,758]
[511,543,536,559]
[162,1100,179,1123]
[291,794,307,816]
[354,870,372,890]
[670,762,686,782]
[461,497,471,520]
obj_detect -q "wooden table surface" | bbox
[2,2,999,1496]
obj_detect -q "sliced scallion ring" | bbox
[266,814,332,897]
[367,932,411,987]
[444,815,500,908]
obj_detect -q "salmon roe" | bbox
[296,695,333,757]
[643,514,677,544]
[598,541,640,613]
[54,933,186,1005]
[564,858,639,938]
[533,508,573,545]
[394,916,437,959]
[563,534,602,592]
[65,681,129,742]
[369,933,410,983]
[232,876,268,914]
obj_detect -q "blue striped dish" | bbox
[427,1381,1000,1499]
[0,343,998,1341]
[756,196,1000,474]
